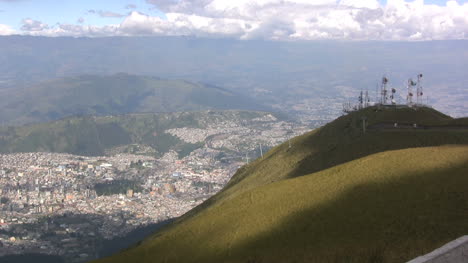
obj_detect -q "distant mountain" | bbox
[0,110,274,156]
[1,36,467,118]
[93,106,468,263]
[0,73,265,125]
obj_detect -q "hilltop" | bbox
[0,73,265,125]
[94,106,468,263]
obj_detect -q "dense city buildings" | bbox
[0,115,311,262]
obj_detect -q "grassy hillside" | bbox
[0,73,265,125]
[94,106,468,263]
[205,106,467,205]
[97,145,468,263]
[0,110,270,156]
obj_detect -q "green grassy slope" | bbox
[97,145,468,263]
[201,106,467,207]
[94,106,468,263]
[0,73,264,125]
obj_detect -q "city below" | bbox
[0,112,313,262]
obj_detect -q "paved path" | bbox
[407,236,468,263]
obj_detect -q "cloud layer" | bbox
[12,0,468,40]
[0,24,15,35]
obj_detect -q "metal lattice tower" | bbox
[381,76,389,105]
[416,73,423,105]
[407,78,415,105]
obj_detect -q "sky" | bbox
[0,0,467,40]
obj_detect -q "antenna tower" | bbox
[416,73,423,105]
[364,90,370,107]
[380,76,389,105]
[407,78,415,105]
[390,88,396,105]
[342,101,353,114]
[358,91,364,109]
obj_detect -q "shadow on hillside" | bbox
[224,157,468,262]
[0,253,65,263]
[98,219,174,259]
[290,128,468,179]
[0,211,173,263]
[101,151,468,263]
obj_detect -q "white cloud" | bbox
[9,0,468,40]
[119,11,169,35]
[0,24,15,35]
[21,18,49,31]
[22,23,120,37]
[87,9,125,18]
[339,0,380,9]
[98,10,125,18]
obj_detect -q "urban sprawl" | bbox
[0,114,312,262]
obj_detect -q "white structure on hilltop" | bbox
[343,73,429,114]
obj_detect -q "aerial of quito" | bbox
[1,0,468,263]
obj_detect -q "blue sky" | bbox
[0,0,165,30]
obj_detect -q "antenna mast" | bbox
[390,88,396,105]
[365,90,370,107]
[407,78,415,106]
[358,91,364,109]
[416,73,423,105]
[381,76,389,105]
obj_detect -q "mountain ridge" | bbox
[0,73,266,125]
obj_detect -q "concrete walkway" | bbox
[407,236,468,263]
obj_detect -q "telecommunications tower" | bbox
[416,73,423,105]
[380,76,389,104]
[406,78,416,105]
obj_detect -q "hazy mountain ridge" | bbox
[1,36,467,118]
[93,106,468,263]
[0,73,265,125]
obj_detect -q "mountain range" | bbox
[0,73,264,125]
[1,36,467,118]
